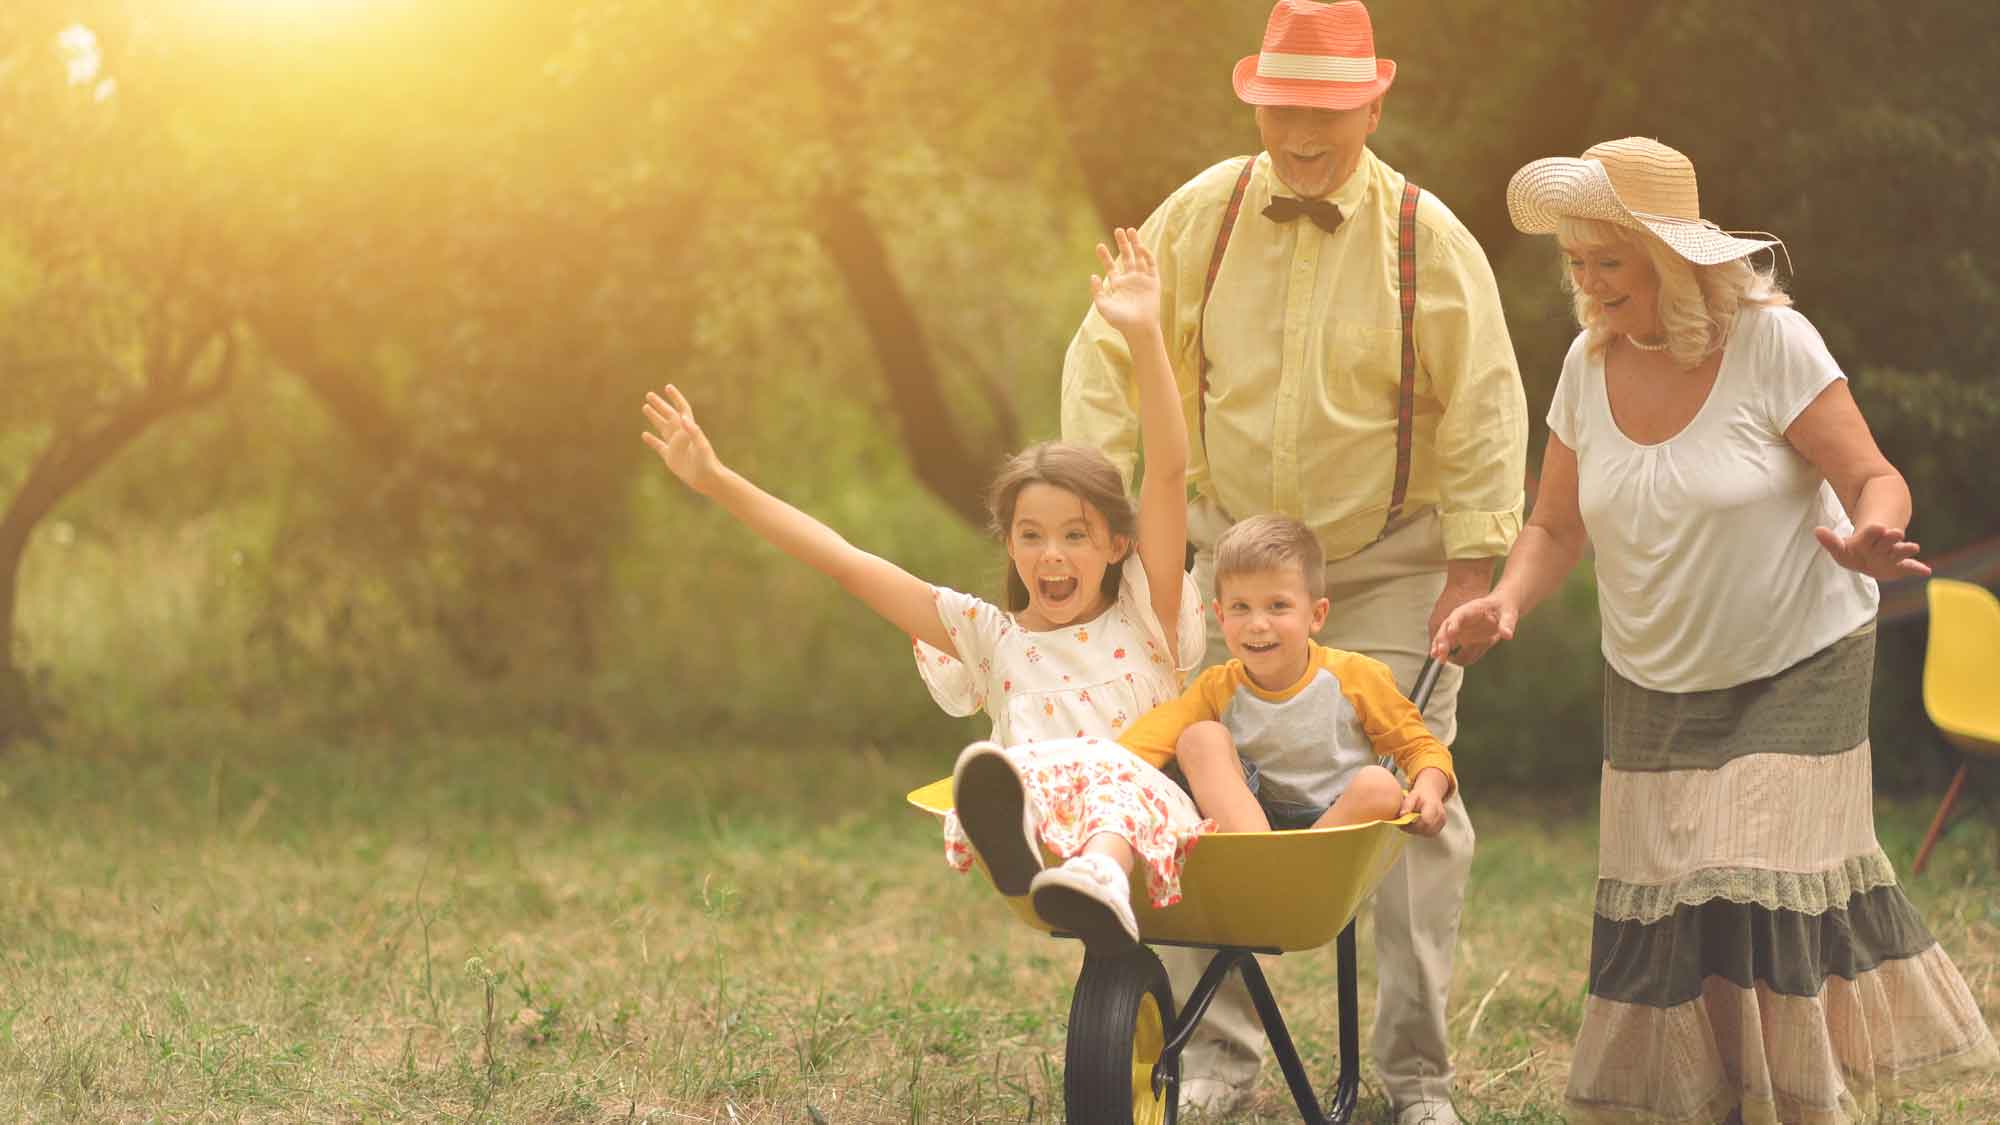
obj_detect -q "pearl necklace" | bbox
[1625,334,1671,352]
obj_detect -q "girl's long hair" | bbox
[985,441,1136,613]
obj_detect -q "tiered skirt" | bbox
[1567,629,1996,1123]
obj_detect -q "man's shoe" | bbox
[1176,1076,1254,1118]
[1394,1100,1463,1125]
[951,742,1042,895]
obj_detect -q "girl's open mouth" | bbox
[1038,576,1079,604]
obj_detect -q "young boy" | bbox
[1025,514,1456,947]
[1123,513,1455,837]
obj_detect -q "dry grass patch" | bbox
[0,735,1993,1122]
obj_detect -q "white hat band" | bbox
[1256,51,1378,83]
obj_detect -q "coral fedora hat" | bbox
[1232,0,1396,111]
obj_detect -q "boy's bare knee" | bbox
[1176,720,1235,768]
[1350,766,1405,815]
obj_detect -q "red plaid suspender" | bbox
[1385,178,1421,531]
[1195,158,1258,456]
[1196,164,1423,537]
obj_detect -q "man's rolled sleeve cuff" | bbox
[1440,504,1523,560]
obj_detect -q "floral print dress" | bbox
[915,556,1212,907]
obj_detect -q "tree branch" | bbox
[4,327,236,544]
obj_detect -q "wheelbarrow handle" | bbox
[1409,655,1445,713]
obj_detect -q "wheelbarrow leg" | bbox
[1332,921,1360,1124]
[1152,934,1363,1125]
[1159,949,1246,1066]
[1238,955,1330,1123]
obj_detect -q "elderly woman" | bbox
[1435,137,1996,1124]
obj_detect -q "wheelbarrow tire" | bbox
[1065,945,1178,1125]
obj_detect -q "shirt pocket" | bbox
[1317,323,1404,424]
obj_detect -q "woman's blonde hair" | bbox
[985,441,1136,613]
[1556,216,1790,369]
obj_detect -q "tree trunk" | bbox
[810,11,1018,528]
[0,523,40,745]
[812,195,1014,527]
[0,332,234,746]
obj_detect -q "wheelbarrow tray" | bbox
[905,777,1410,953]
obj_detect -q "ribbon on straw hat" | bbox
[1507,137,1780,266]
[1233,0,1395,111]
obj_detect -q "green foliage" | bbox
[0,0,1994,758]
[1454,571,1606,793]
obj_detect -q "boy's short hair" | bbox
[1213,514,1325,600]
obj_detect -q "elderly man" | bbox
[1060,2,1526,1121]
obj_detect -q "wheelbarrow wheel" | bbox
[1065,945,1178,1125]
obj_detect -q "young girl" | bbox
[643,230,1208,952]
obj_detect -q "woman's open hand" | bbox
[1813,523,1930,582]
[1089,227,1162,337]
[1430,592,1517,665]
[641,384,723,494]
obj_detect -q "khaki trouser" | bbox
[1164,500,1476,1111]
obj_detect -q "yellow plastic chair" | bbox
[1914,578,2000,875]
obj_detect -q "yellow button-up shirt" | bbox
[1062,148,1526,562]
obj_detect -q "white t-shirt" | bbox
[912,555,1206,745]
[1547,304,1879,692]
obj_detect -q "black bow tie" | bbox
[1262,196,1344,234]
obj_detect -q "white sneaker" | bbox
[1394,1100,1462,1125]
[1176,1076,1254,1118]
[1029,854,1139,953]
[951,742,1042,895]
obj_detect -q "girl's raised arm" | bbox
[642,385,956,653]
[1091,228,1188,650]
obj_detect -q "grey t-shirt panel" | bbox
[1223,667,1377,807]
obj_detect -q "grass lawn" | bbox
[0,734,1994,1122]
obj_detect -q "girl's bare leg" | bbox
[1034,832,1142,951]
[1176,720,1271,832]
[1080,831,1137,872]
[1311,764,1406,828]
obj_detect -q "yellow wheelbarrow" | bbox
[906,659,1446,1124]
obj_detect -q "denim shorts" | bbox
[1167,755,1328,831]
[1238,755,1331,830]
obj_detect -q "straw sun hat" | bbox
[1506,137,1779,265]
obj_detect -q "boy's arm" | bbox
[1333,652,1457,798]
[1116,666,1234,769]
